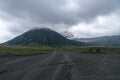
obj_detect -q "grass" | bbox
[0,46,120,55]
[61,46,120,54]
[0,46,55,56]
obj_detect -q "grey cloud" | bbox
[0,0,120,25]
[0,0,120,43]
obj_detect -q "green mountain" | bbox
[73,35,120,47]
[3,28,84,46]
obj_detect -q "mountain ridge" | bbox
[73,35,120,47]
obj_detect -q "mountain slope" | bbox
[73,35,120,47]
[3,28,84,46]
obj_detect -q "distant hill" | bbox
[73,35,120,47]
[3,28,84,46]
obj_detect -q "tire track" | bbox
[17,50,57,80]
[33,50,65,80]
[60,50,80,80]
[0,51,54,80]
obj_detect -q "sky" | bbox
[0,0,120,43]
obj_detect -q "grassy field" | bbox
[0,46,120,56]
[61,46,120,54]
[0,46,55,56]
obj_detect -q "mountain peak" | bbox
[30,28,52,31]
[3,28,84,46]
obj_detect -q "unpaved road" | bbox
[0,50,120,80]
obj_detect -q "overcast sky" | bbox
[0,0,120,43]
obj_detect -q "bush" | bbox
[89,48,92,52]
[96,48,101,53]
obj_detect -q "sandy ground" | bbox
[0,50,120,80]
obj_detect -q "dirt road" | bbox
[0,50,120,80]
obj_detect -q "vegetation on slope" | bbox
[74,35,120,47]
[3,28,84,46]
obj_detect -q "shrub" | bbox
[89,48,92,52]
[96,48,101,53]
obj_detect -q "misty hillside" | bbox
[73,35,120,47]
[61,31,73,38]
[3,28,84,46]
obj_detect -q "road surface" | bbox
[0,50,120,80]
